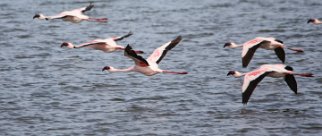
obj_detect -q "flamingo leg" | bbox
[162,70,188,74]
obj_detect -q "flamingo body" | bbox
[224,37,303,67]
[33,3,107,23]
[307,18,322,25]
[61,32,143,53]
[102,36,188,76]
[227,64,313,104]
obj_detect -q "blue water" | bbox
[0,0,321,135]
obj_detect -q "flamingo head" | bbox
[60,42,74,48]
[102,66,111,71]
[223,42,238,48]
[307,18,317,24]
[33,13,47,20]
[227,71,244,78]
[227,71,236,76]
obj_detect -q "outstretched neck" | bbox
[109,66,134,73]
[315,20,322,24]
[230,43,243,48]
[68,43,76,48]
[39,14,49,20]
[233,71,245,78]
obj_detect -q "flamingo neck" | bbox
[233,71,245,78]
[314,20,322,24]
[68,43,76,48]
[109,66,134,73]
[230,43,243,48]
[38,14,48,20]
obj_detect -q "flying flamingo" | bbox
[307,18,322,25]
[227,64,314,104]
[60,32,143,54]
[102,36,188,76]
[33,2,107,23]
[224,37,304,67]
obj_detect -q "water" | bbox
[0,0,321,135]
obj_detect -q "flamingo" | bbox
[227,64,314,104]
[224,37,304,67]
[307,18,322,25]
[60,32,143,54]
[102,36,188,76]
[33,2,107,23]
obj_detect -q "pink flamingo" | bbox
[60,32,143,54]
[307,18,322,25]
[227,64,314,104]
[102,36,188,76]
[224,37,303,67]
[33,2,107,23]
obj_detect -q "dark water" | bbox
[0,0,322,135]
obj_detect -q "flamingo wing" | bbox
[114,31,133,41]
[124,45,149,67]
[274,47,285,63]
[242,40,270,67]
[75,41,106,48]
[47,13,68,20]
[284,75,297,94]
[72,2,94,13]
[242,69,271,104]
[147,36,182,64]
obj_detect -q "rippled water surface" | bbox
[1,0,322,135]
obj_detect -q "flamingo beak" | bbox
[307,19,314,24]
[223,43,231,48]
[227,71,235,76]
[102,66,110,71]
[33,14,40,19]
[60,42,68,48]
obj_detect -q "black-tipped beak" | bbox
[60,42,68,48]
[102,66,110,71]
[223,43,231,48]
[33,14,40,19]
[227,71,235,76]
[307,19,314,24]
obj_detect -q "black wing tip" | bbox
[274,47,285,63]
[242,93,250,105]
[174,35,182,42]
[171,35,182,45]
[125,44,132,50]
[83,2,94,12]
[285,66,293,71]
[125,44,149,66]
[275,39,284,44]
[166,35,182,50]
[242,58,249,68]
[284,74,298,94]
